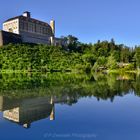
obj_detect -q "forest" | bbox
[0,35,140,73]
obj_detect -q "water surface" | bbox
[0,73,140,140]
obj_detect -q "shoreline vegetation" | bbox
[1,36,140,74]
[1,70,140,74]
[0,72,140,101]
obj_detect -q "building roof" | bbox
[4,15,51,27]
[4,15,22,22]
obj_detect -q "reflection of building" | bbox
[0,96,20,111]
[0,11,64,46]
[3,97,54,128]
[0,95,77,128]
[3,105,54,128]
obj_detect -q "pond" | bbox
[0,73,140,140]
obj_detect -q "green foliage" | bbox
[120,46,131,63]
[0,44,82,72]
[135,47,140,69]
[107,54,118,70]
[0,73,140,103]
[0,38,138,73]
[92,56,107,71]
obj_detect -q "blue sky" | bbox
[0,0,140,46]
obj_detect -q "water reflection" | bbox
[0,95,77,128]
[2,96,54,128]
[0,72,140,129]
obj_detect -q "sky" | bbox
[0,0,140,46]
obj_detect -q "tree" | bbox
[93,56,107,71]
[67,35,78,45]
[107,54,118,69]
[120,47,130,63]
[135,47,140,70]
[67,35,79,51]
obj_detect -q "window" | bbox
[9,28,13,33]
[24,22,28,31]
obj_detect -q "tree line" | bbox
[0,36,140,73]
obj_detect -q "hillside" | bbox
[0,40,140,73]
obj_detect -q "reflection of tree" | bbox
[0,73,139,102]
[134,75,140,96]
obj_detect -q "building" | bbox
[0,11,63,46]
[0,30,22,46]
[2,96,55,129]
[0,95,77,128]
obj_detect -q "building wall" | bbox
[0,30,22,46]
[19,18,54,44]
[3,19,19,34]
[0,31,3,46]
[20,31,51,44]
[0,96,3,111]
[19,19,53,36]
[4,107,20,122]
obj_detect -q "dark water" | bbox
[0,73,140,140]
